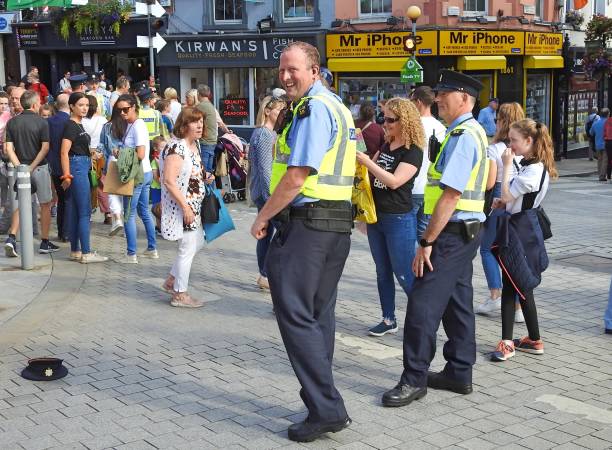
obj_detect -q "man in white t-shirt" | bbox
[409,86,446,239]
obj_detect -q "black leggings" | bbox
[501,273,540,341]
[606,141,612,180]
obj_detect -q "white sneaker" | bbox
[142,249,159,259]
[515,308,525,323]
[109,221,124,237]
[116,253,138,264]
[475,297,501,315]
[257,275,270,290]
[80,252,109,264]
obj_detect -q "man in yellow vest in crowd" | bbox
[250,41,355,443]
[137,87,162,146]
[382,70,488,407]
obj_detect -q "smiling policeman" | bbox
[251,41,355,443]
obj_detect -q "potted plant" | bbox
[565,10,584,30]
[51,0,132,41]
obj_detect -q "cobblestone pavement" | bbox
[1,175,612,450]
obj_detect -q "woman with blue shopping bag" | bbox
[160,107,215,308]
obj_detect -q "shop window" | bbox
[359,0,392,17]
[338,77,408,120]
[463,0,487,15]
[214,0,242,23]
[255,68,285,125]
[214,68,250,126]
[283,0,315,21]
[525,72,550,126]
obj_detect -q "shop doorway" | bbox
[468,72,494,111]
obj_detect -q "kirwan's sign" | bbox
[158,35,318,67]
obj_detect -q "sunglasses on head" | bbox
[118,106,132,114]
[384,116,399,124]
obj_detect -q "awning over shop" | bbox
[457,56,507,71]
[523,55,564,69]
[7,0,86,10]
[327,57,406,72]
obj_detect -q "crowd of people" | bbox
[0,43,601,444]
[0,71,230,307]
[586,106,612,181]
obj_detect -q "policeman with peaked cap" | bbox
[382,70,489,407]
[68,73,87,93]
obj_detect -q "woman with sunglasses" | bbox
[60,92,108,263]
[114,94,158,264]
[356,98,425,336]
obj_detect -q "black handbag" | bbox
[201,185,220,224]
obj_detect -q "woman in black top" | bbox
[60,92,108,264]
[356,98,425,336]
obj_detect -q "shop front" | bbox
[156,32,323,135]
[326,29,563,129]
[13,20,150,93]
[326,30,438,117]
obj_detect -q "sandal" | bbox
[170,292,204,308]
[161,276,175,293]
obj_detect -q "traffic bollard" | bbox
[16,165,34,270]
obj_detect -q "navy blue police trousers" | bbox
[266,218,350,423]
[401,230,482,387]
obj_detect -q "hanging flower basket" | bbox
[582,49,612,80]
[51,0,132,41]
[565,10,584,30]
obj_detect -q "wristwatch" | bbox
[419,238,435,248]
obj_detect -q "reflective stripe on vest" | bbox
[423,121,488,215]
[139,109,160,139]
[269,93,356,201]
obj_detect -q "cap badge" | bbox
[44,368,53,377]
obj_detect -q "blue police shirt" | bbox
[477,106,496,137]
[590,117,606,151]
[47,111,70,176]
[437,112,486,222]
[286,80,340,205]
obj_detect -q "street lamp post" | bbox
[406,6,422,90]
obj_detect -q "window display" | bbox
[568,91,598,150]
[525,73,550,125]
[338,78,409,119]
[214,68,250,126]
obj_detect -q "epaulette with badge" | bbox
[450,129,465,137]
[296,99,311,119]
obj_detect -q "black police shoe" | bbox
[382,383,427,407]
[287,416,351,442]
[427,371,473,395]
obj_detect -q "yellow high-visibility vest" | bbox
[424,120,488,215]
[269,94,356,201]
[139,108,161,140]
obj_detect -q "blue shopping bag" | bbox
[203,187,235,243]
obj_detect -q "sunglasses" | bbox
[384,116,399,124]
[118,106,133,114]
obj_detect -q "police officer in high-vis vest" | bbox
[137,88,161,144]
[382,70,488,408]
[251,42,355,443]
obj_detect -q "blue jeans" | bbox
[480,182,502,290]
[367,212,417,321]
[66,156,92,254]
[255,197,275,277]
[605,277,612,330]
[411,194,430,241]
[123,171,157,256]
[200,143,216,173]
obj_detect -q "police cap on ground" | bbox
[68,73,87,88]
[434,70,483,98]
[21,357,69,381]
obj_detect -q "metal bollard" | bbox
[16,165,34,270]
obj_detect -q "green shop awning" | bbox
[7,0,87,10]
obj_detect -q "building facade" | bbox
[158,0,333,135]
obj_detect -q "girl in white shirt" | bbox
[491,119,558,362]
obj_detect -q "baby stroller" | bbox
[215,133,248,203]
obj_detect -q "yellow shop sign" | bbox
[439,31,524,55]
[525,32,563,55]
[326,31,437,58]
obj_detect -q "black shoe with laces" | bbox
[382,383,427,407]
[287,416,351,442]
[39,240,60,254]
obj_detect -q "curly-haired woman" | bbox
[356,97,425,336]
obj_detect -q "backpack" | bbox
[586,115,597,135]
